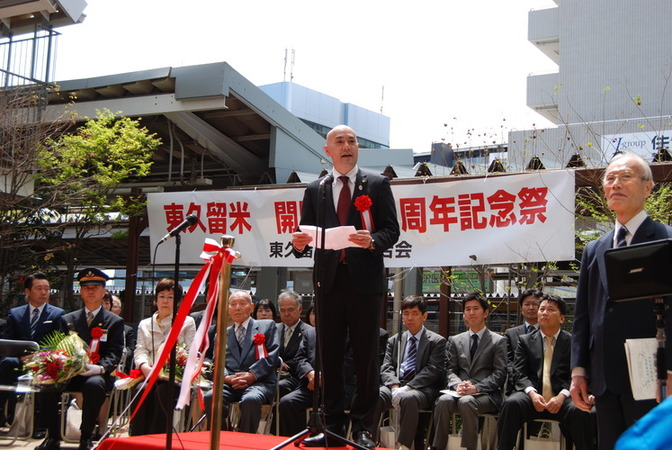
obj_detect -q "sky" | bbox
[53,0,558,154]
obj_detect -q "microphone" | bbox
[158,214,198,244]
[320,174,334,186]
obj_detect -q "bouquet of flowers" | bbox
[24,331,89,387]
[159,343,189,383]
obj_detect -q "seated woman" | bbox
[130,278,196,435]
[253,298,277,321]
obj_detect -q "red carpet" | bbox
[96,431,394,450]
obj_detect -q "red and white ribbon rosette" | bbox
[89,327,103,364]
[253,333,268,359]
[354,195,375,232]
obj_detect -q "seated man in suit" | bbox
[497,294,595,449]
[204,291,279,434]
[0,273,64,431]
[504,288,542,394]
[277,290,313,398]
[38,267,125,450]
[374,296,446,450]
[431,292,507,450]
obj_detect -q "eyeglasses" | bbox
[603,171,645,185]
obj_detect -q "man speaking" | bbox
[292,125,400,448]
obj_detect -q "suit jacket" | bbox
[3,303,65,343]
[504,323,535,393]
[513,329,572,395]
[380,328,446,399]
[61,307,125,376]
[296,169,400,294]
[225,318,279,400]
[571,216,672,395]
[445,328,507,408]
[295,326,316,384]
[279,320,313,380]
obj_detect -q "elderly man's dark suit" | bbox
[432,328,507,450]
[204,318,279,434]
[572,216,672,448]
[374,328,446,448]
[498,330,595,449]
[42,307,124,440]
[278,320,313,397]
[0,303,65,425]
[295,169,399,436]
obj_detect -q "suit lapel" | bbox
[240,318,256,360]
[596,231,614,297]
[416,329,428,367]
[351,170,369,226]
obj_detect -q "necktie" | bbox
[337,176,351,262]
[542,335,556,401]
[400,336,417,380]
[470,334,479,360]
[616,226,628,247]
[527,325,536,334]
[284,326,293,347]
[87,311,94,326]
[337,176,351,225]
[30,308,40,337]
[236,325,246,348]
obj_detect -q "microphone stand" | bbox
[272,179,365,450]
[165,234,182,448]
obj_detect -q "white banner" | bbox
[147,170,575,268]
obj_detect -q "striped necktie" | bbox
[87,311,94,326]
[30,308,40,338]
[616,226,628,247]
[237,325,246,348]
[400,336,417,380]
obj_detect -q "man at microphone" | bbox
[292,125,400,448]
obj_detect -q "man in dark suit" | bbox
[0,273,64,429]
[498,294,595,449]
[504,288,542,394]
[203,291,279,434]
[278,326,317,436]
[374,296,446,450]
[292,125,400,448]
[38,267,125,450]
[570,153,672,450]
[431,292,507,450]
[277,290,312,398]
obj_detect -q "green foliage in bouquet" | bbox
[24,330,89,386]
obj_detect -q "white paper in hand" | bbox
[300,225,358,250]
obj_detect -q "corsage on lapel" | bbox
[89,327,104,364]
[253,333,268,359]
[354,195,375,231]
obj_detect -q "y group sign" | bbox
[146,170,575,268]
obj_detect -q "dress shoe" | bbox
[302,432,346,447]
[36,437,61,450]
[354,431,376,449]
[32,428,47,439]
[78,436,94,450]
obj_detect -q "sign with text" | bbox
[602,130,672,161]
[147,170,575,268]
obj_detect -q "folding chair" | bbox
[0,339,39,446]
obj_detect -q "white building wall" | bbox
[511,0,672,170]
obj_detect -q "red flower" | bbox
[89,353,100,364]
[46,362,59,378]
[354,195,372,212]
[90,327,104,339]
[253,333,266,345]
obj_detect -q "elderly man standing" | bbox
[204,291,279,434]
[292,125,399,448]
[571,153,672,449]
[37,268,125,450]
